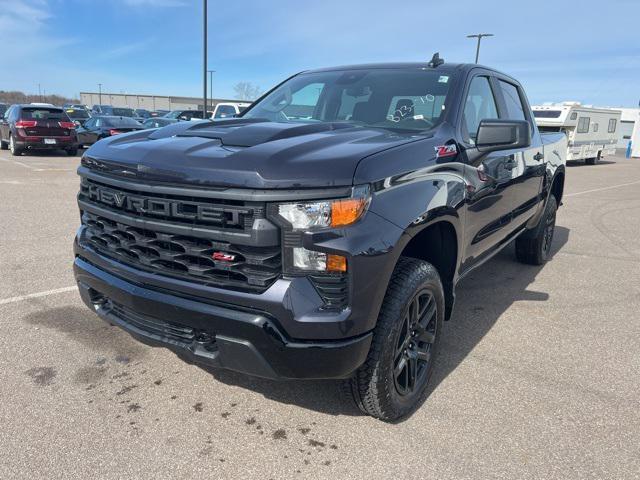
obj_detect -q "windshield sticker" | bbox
[438,76,449,83]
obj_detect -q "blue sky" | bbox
[0,0,638,107]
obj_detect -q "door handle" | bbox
[533,152,544,161]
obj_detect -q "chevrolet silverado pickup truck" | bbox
[74,57,567,421]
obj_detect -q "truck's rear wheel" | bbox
[344,257,444,421]
[515,195,557,265]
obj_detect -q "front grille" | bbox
[82,211,280,291]
[78,174,282,292]
[80,177,257,231]
[108,301,198,345]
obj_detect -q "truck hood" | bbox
[83,119,425,189]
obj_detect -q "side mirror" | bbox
[476,119,531,152]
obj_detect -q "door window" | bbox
[463,76,498,143]
[497,80,526,121]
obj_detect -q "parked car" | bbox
[64,104,90,111]
[65,108,91,127]
[92,105,136,118]
[134,108,152,122]
[141,117,178,129]
[74,57,567,421]
[1,104,78,156]
[164,109,207,121]
[76,115,144,147]
[211,102,250,119]
[150,110,170,117]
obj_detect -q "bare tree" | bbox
[233,82,261,101]
[0,90,79,106]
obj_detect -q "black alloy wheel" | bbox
[393,289,437,396]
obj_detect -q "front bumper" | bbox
[73,202,407,379]
[74,256,372,379]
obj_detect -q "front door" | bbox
[459,75,519,270]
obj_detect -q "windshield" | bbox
[243,68,453,132]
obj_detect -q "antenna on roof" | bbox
[428,52,444,68]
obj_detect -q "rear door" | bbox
[492,78,545,230]
[78,118,99,144]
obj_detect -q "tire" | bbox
[344,257,444,421]
[0,139,7,150]
[66,148,78,156]
[585,151,601,165]
[515,195,558,265]
[9,134,22,156]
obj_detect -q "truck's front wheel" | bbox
[345,258,444,421]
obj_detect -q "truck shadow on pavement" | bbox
[203,226,570,418]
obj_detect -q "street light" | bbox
[203,0,208,118]
[466,33,494,64]
[207,70,216,115]
[98,83,102,107]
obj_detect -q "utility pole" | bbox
[466,33,494,64]
[203,0,208,118]
[98,83,102,106]
[208,70,216,115]
[38,83,42,102]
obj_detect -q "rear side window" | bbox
[104,117,141,127]
[463,76,498,142]
[497,80,526,121]
[21,108,67,120]
[577,117,590,133]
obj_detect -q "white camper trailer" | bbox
[532,102,621,165]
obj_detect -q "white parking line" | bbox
[565,180,640,198]
[0,286,77,305]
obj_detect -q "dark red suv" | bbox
[0,104,79,156]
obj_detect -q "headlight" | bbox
[277,185,370,230]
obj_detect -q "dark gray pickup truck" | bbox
[74,57,566,420]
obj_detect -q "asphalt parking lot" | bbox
[0,149,639,479]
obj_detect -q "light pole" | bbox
[203,0,208,117]
[38,83,42,102]
[208,70,216,115]
[466,33,494,64]
[98,83,102,107]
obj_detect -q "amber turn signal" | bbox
[331,198,368,227]
[327,254,347,272]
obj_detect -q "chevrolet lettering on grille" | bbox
[83,182,249,227]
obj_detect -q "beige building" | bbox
[80,91,242,111]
